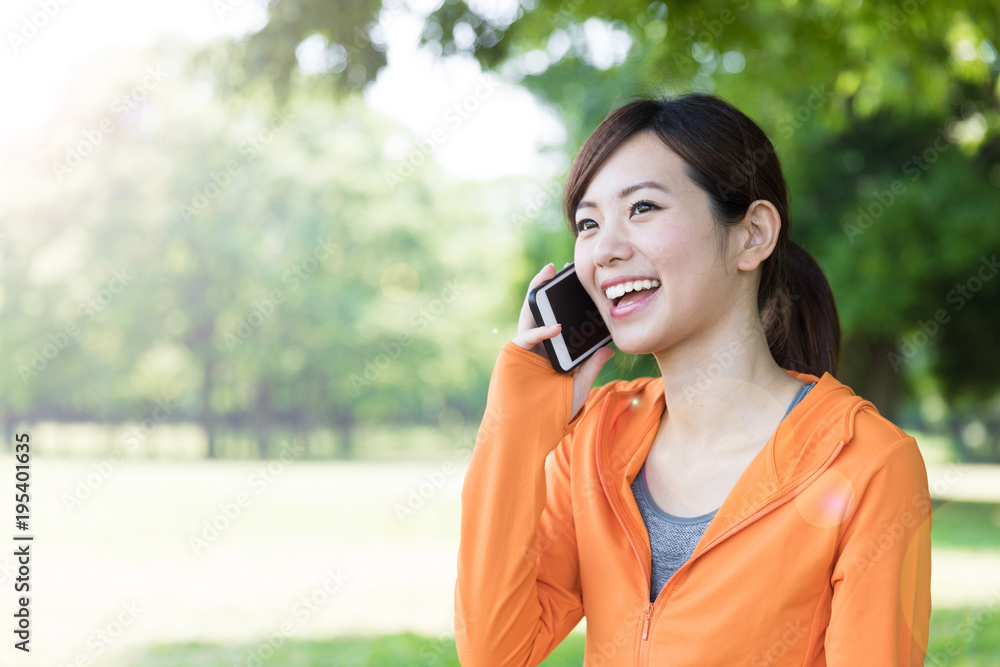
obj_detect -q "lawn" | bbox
[128,612,1000,666]
[2,453,997,666]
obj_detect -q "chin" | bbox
[609,333,659,356]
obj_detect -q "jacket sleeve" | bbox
[454,341,599,667]
[826,435,933,665]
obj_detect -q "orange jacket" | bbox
[455,342,932,666]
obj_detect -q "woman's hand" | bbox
[513,262,616,422]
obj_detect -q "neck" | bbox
[651,310,804,456]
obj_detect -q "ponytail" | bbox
[761,241,841,378]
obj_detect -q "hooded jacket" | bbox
[454,342,932,666]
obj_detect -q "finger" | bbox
[512,324,561,350]
[526,263,557,292]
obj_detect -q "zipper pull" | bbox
[642,602,653,640]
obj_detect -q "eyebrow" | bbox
[575,180,670,212]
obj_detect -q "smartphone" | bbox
[528,263,612,373]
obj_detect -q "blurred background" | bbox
[1,0,999,664]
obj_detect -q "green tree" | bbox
[0,39,522,459]
[231,0,1000,459]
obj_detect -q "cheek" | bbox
[573,245,599,295]
[655,228,709,271]
[573,244,588,276]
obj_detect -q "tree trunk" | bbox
[201,359,218,459]
[254,386,272,458]
[840,335,902,423]
[335,411,354,460]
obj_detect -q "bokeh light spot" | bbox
[380,263,420,303]
[795,468,854,528]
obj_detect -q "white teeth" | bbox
[605,279,661,301]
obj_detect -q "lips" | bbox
[608,284,660,319]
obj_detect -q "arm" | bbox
[454,341,596,667]
[826,435,933,665]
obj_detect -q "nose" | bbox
[593,218,633,268]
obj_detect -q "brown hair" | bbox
[564,94,841,378]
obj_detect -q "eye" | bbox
[574,218,598,233]
[629,200,658,216]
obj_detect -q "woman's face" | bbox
[573,130,748,357]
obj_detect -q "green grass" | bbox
[128,633,588,666]
[124,608,1000,667]
[931,501,1000,550]
[19,456,1000,667]
[927,607,1000,666]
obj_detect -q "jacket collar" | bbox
[596,368,875,541]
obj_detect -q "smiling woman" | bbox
[454,93,932,666]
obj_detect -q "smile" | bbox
[608,283,660,319]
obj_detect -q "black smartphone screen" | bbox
[546,271,609,358]
[526,263,613,373]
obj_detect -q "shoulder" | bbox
[833,401,929,505]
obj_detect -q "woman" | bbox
[454,94,931,666]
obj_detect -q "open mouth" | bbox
[606,279,661,307]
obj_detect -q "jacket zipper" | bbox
[598,390,849,666]
[640,436,848,666]
[595,398,659,665]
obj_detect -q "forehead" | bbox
[582,131,691,196]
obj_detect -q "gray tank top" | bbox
[631,381,816,601]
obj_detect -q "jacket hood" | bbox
[593,368,877,550]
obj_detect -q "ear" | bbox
[735,200,781,272]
